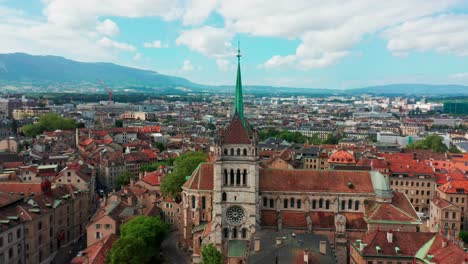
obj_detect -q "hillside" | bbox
[0,53,467,96]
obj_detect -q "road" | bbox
[162,231,191,264]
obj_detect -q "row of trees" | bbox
[407,134,461,153]
[258,128,343,144]
[22,113,77,137]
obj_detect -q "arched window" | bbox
[230,148,234,155]
[201,196,206,209]
[297,199,302,209]
[232,227,238,238]
[284,199,288,208]
[230,169,234,185]
[326,200,330,210]
[348,199,353,209]
[191,196,196,208]
[290,198,295,208]
[242,228,247,239]
[312,200,316,209]
[243,148,247,156]
[269,199,274,208]
[263,197,267,207]
[319,198,323,208]
[237,148,241,155]
[243,169,247,186]
[236,169,241,185]
[223,228,229,238]
[224,149,228,155]
[224,169,228,185]
[354,200,360,211]
[222,192,227,202]
[341,200,345,210]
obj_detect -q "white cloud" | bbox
[176,26,234,58]
[383,14,468,56]
[98,37,136,51]
[133,52,142,60]
[451,72,468,79]
[216,59,234,71]
[143,40,167,48]
[262,55,296,69]
[96,19,119,36]
[182,59,194,71]
[189,0,460,69]
[181,0,218,26]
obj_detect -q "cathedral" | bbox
[180,50,420,264]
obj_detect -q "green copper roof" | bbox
[234,47,246,126]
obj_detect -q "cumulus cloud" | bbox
[176,26,235,58]
[98,37,136,51]
[181,0,218,26]
[178,0,456,69]
[96,19,119,36]
[143,40,167,48]
[182,59,194,71]
[383,14,468,56]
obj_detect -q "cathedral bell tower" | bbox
[212,47,259,248]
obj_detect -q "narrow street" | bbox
[162,231,191,264]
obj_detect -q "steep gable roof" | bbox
[221,113,252,144]
[182,163,214,191]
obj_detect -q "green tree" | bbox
[201,244,222,264]
[459,230,468,243]
[154,142,165,152]
[448,145,462,154]
[115,119,123,127]
[115,171,135,189]
[324,134,342,145]
[161,151,208,197]
[140,161,170,172]
[407,134,448,153]
[309,133,323,145]
[22,113,77,137]
[108,216,169,264]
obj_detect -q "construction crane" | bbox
[97,79,113,103]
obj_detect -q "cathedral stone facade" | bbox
[180,51,420,264]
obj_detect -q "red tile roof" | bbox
[259,169,374,193]
[221,114,252,144]
[438,179,468,194]
[182,163,213,191]
[388,160,434,176]
[328,149,356,164]
[260,210,277,226]
[281,211,307,227]
[431,198,457,209]
[141,171,162,186]
[0,183,43,196]
[71,233,118,264]
[365,192,419,223]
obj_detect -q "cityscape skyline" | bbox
[1,0,468,88]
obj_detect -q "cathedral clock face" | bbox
[225,206,245,225]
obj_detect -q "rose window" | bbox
[225,206,245,225]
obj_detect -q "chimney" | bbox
[139,172,143,180]
[275,237,282,246]
[303,249,309,264]
[319,241,327,255]
[442,239,447,248]
[387,230,393,243]
[130,177,134,187]
[254,237,260,252]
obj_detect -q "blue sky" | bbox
[1,0,468,89]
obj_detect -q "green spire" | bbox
[234,44,245,123]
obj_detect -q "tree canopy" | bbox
[22,113,77,137]
[108,216,169,264]
[407,134,448,153]
[115,171,136,189]
[201,244,222,264]
[161,151,208,197]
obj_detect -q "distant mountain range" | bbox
[0,53,467,96]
